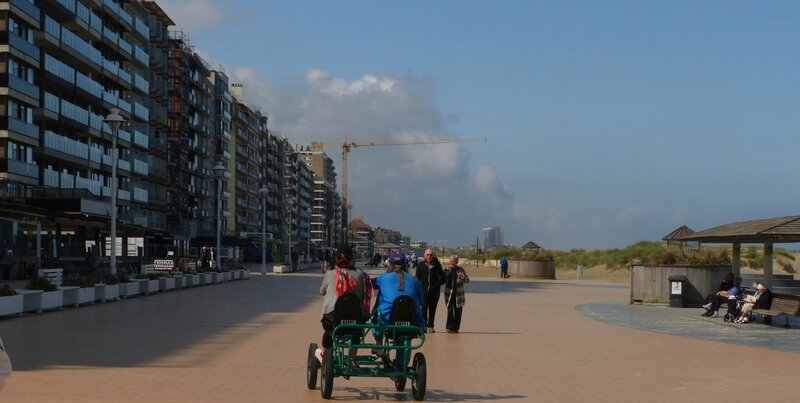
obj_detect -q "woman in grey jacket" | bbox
[443,255,470,333]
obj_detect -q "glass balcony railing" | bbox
[134,130,148,148]
[118,38,132,55]
[60,99,89,125]
[133,187,148,203]
[11,0,40,21]
[133,102,149,120]
[118,159,130,172]
[133,74,149,93]
[8,75,39,101]
[118,68,131,84]
[44,169,59,187]
[9,33,39,61]
[134,45,149,66]
[90,11,102,32]
[117,129,131,143]
[90,147,103,163]
[102,91,119,106]
[45,92,60,113]
[45,130,89,159]
[89,113,103,131]
[133,159,148,176]
[45,53,75,84]
[8,118,39,141]
[61,26,103,67]
[117,98,131,114]
[134,18,150,38]
[75,176,102,196]
[76,2,89,24]
[118,189,130,201]
[76,72,103,98]
[7,159,38,180]
[56,0,76,13]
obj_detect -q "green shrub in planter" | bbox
[26,277,57,292]
[63,271,101,288]
[0,284,16,296]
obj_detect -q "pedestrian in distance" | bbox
[499,256,509,278]
[444,255,470,333]
[414,248,445,333]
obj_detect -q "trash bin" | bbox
[668,275,688,308]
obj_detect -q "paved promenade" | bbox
[1,266,799,402]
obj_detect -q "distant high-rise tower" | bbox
[483,227,504,249]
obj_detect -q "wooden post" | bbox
[731,243,741,276]
[763,242,773,290]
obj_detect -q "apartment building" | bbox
[348,214,374,258]
[298,146,338,251]
[0,0,341,279]
[0,0,157,274]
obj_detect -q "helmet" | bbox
[388,251,407,271]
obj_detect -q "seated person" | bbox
[371,251,425,353]
[735,282,773,323]
[702,274,741,317]
[316,244,372,363]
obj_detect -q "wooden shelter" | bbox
[521,241,541,252]
[662,225,695,246]
[678,215,800,289]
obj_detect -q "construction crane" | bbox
[309,136,488,227]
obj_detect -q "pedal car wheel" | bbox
[306,343,319,390]
[412,352,427,401]
[320,347,334,399]
[394,376,407,391]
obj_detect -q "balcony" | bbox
[8,117,39,142]
[9,33,40,62]
[3,159,38,180]
[133,159,148,176]
[45,130,89,160]
[133,187,148,203]
[133,130,148,148]
[10,0,40,22]
[133,101,149,120]
[8,75,40,101]
[117,159,130,172]
[44,54,75,84]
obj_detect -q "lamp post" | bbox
[103,108,125,276]
[213,161,227,272]
[306,207,312,263]
[259,185,270,274]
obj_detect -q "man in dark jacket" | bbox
[415,248,445,333]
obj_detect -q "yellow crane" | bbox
[309,135,487,222]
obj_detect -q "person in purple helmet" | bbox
[370,251,425,354]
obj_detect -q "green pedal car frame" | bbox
[307,320,427,400]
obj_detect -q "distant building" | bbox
[483,227,504,249]
[521,241,542,252]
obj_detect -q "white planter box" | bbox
[231,270,241,280]
[199,273,212,285]
[222,271,231,282]
[214,272,223,284]
[17,289,63,313]
[119,282,140,298]
[173,275,185,289]
[94,284,119,302]
[242,269,250,279]
[95,283,119,302]
[159,277,175,292]
[140,279,159,294]
[0,294,23,317]
[59,286,93,307]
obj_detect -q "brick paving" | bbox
[1,267,799,402]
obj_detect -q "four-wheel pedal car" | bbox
[307,294,427,400]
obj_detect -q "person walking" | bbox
[414,248,444,333]
[499,256,509,278]
[444,255,470,333]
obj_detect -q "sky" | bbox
[158,0,800,250]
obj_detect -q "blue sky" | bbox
[160,0,800,250]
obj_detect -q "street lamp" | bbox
[103,108,125,276]
[259,185,270,274]
[213,161,227,272]
[306,207,312,264]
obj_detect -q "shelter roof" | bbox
[522,241,541,250]
[678,215,800,243]
[662,225,695,241]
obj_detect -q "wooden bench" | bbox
[752,293,800,328]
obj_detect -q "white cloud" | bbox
[158,0,222,34]
[671,207,693,224]
[617,206,648,221]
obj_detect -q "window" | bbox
[8,57,34,83]
[6,141,33,163]
[8,100,33,123]
[8,17,33,43]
